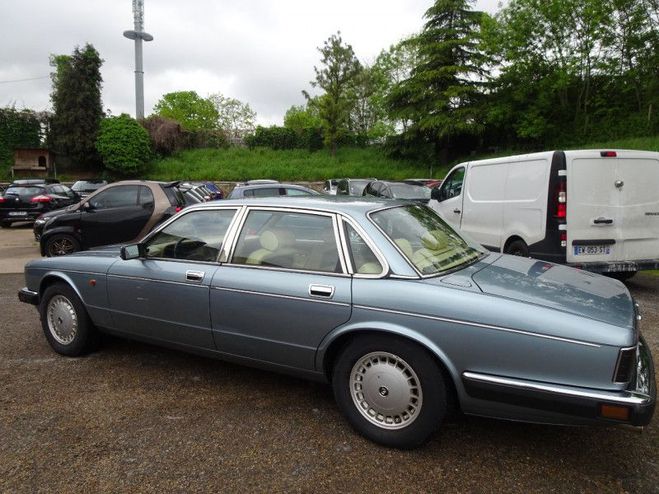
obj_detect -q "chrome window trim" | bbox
[220,262,352,278]
[226,206,349,275]
[366,204,486,279]
[463,371,651,405]
[212,285,350,307]
[338,215,390,279]
[353,304,601,348]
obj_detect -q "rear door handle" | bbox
[593,217,613,225]
[453,208,461,214]
[186,270,205,282]
[309,284,334,298]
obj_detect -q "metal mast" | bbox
[123,0,153,120]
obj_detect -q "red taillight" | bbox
[0,196,5,203]
[555,180,566,218]
[31,195,52,203]
[600,151,617,158]
[175,206,182,212]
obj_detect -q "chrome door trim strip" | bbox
[462,372,650,405]
[212,285,350,307]
[353,304,601,348]
[107,273,209,288]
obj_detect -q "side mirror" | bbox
[120,244,143,260]
[82,201,94,211]
[430,187,441,201]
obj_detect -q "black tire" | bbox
[0,221,11,228]
[332,335,447,449]
[39,282,99,356]
[45,234,80,257]
[505,239,529,257]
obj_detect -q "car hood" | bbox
[39,203,80,220]
[471,255,634,328]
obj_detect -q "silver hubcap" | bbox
[50,238,75,256]
[47,295,78,345]
[350,351,423,430]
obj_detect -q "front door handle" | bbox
[309,284,334,298]
[186,270,205,282]
[453,208,461,214]
[593,217,613,225]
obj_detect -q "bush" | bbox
[141,115,186,156]
[188,129,229,149]
[96,114,152,176]
[246,125,323,151]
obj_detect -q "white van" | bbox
[429,149,659,278]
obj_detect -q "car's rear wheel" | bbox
[39,282,99,356]
[332,335,447,449]
[45,234,80,257]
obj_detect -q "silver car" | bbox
[19,197,655,449]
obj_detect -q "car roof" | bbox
[184,195,408,215]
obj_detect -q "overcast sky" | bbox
[0,0,503,126]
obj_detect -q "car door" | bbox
[81,185,153,247]
[107,208,239,349]
[430,166,466,229]
[210,208,352,370]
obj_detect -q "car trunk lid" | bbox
[471,254,634,328]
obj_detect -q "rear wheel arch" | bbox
[321,329,459,410]
[504,236,529,256]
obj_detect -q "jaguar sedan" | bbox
[18,197,655,448]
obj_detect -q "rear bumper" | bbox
[0,211,42,223]
[18,287,39,306]
[569,259,659,274]
[462,337,656,427]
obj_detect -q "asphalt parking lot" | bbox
[0,226,657,493]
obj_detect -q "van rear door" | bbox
[566,150,659,267]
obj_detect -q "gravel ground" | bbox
[1,272,657,493]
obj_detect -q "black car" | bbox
[35,180,186,256]
[71,179,108,198]
[362,180,431,202]
[0,182,79,227]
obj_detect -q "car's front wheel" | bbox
[332,335,447,449]
[45,234,80,257]
[39,282,99,356]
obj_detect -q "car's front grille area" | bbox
[614,346,637,383]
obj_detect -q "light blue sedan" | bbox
[19,197,655,448]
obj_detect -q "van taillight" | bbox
[560,231,567,247]
[555,180,566,218]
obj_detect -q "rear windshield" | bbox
[162,185,185,207]
[389,184,431,199]
[5,186,44,196]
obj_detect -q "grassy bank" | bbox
[145,135,658,182]
[146,147,436,182]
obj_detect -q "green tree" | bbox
[96,114,152,176]
[283,104,322,132]
[208,93,257,139]
[153,91,218,132]
[304,32,362,156]
[0,108,43,177]
[388,0,488,163]
[49,44,104,168]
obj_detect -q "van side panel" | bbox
[462,163,506,249]
[503,158,551,249]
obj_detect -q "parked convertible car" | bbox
[19,197,655,448]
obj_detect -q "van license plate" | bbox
[574,245,611,256]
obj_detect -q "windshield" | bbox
[389,184,431,200]
[371,204,485,275]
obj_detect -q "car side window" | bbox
[144,209,237,262]
[232,210,341,273]
[437,167,465,201]
[285,188,312,196]
[251,187,282,198]
[138,186,154,208]
[89,185,139,209]
[344,223,383,275]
